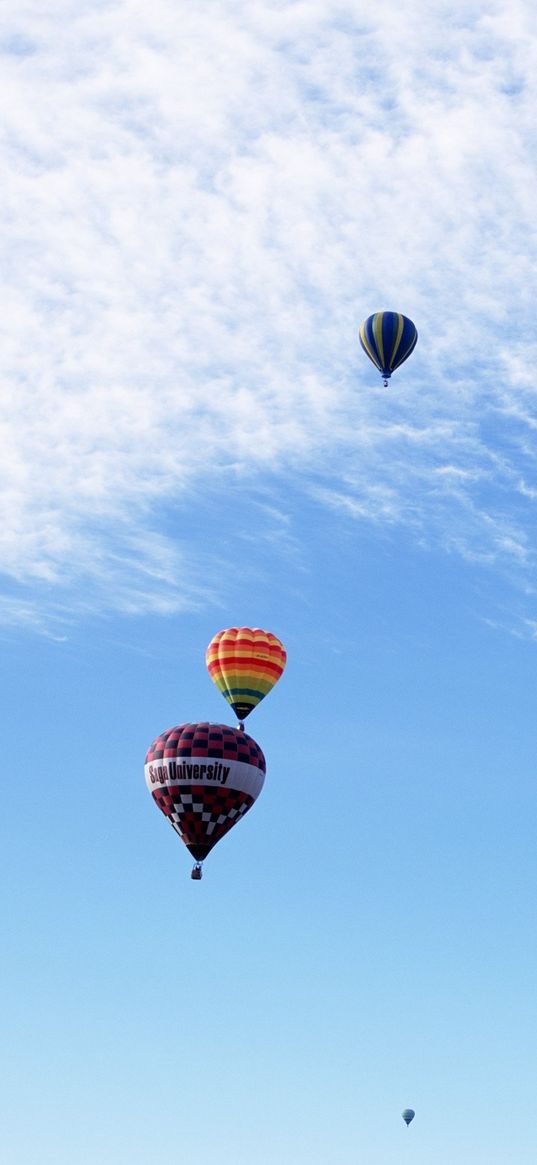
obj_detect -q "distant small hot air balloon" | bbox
[402,1109,415,1127]
[145,721,266,879]
[206,627,286,723]
[359,311,418,386]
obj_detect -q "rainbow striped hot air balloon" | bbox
[206,627,287,723]
[359,311,418,386]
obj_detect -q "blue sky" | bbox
[2,2,537,1162]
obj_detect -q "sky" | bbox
[2,1,537,1162]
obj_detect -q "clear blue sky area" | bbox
[2,499,537,1164]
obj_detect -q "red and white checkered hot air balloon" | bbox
[145,722,266,879]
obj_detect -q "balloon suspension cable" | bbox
[191,862,203,880]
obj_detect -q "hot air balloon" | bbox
[206,627,286,724]
[402,1109,415,1127]
[359,311,418,386]
[145,721,266,878]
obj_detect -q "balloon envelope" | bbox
[402,1109,415,1126]
[145,722,266,862]
[206,627,286,721]
[359,312,418,381]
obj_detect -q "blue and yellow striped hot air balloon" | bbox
[359,311,418,386]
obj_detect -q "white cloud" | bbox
[2,0,537,626]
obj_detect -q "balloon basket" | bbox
[191,863,203,881]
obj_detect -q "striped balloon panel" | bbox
[206,627,286,717]
[359,312,418,378]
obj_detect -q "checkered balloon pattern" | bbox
[145,722,266,862]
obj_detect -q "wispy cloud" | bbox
[2,0,537,627]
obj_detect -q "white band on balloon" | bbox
[144,757,265,799]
